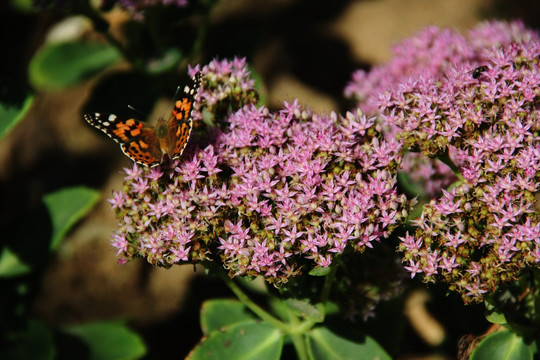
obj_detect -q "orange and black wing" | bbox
[85,113,163,167]
[167,72,202,160]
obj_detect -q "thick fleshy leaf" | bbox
[188,321,283,360]
[0,95,33,139]
[62,321,146,360]
[309,266,332,276]
[485,311,507,325]
[484,301,507,325]
[285,298,324,323]
[470,330,533,360]
[0,247,31,277]
[43,186,100,250]
[200,299,256,335]
[29,41,121,90]
[307,327,391,360]
[268,297,293,322]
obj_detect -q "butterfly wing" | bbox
[84,113,163,167]
[168,72,202,160]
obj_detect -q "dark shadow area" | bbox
[135,274,230,359]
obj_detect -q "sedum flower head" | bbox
[383,34,540,303]
[345,20,538,115]
[189,57,259,126]
[109,60,413,286]
[345,20,540,199]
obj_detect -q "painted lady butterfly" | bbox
[85,72,202,167]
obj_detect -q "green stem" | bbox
[221,274,314,360]
[290,333,310,360]
[320,263,337,304]
[221,275,287,330]
[285,306,311,360]
[437,148,463,181]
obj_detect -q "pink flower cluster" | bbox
[189,57,258,125]
[109,59,413,285]
[215,104,411,282]
[382,34,540,302]
[345,20,540,199]
[345,20,538,114]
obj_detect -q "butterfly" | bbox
[85,72,202,167]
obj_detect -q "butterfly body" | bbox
[85,72,202,167]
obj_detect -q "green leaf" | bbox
[10,0,36,12]
[285,298,324,323]
[29,41,121,90]
[268,297,293,322]
[24,320,55,360]
[188,321,283,360]
[0,320,55,360]
[0,95,33,139]
[43,186,100,250]
[62,321,146,360]
[485,302,507,325]
[200,299,256,335]
[307,327,391,360]
[0,247,31,277]
[146,48,182,74]
[308,267,332,276]
[471,330,533,360]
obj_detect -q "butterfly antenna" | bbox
[127,105,149,118]
[169,86,182,110]
[161,86,182,119]
[173,85,181,99]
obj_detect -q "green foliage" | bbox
[146,47,183,74]
[307,327,392,360]
[0,247,31,277]
[471,330,533,360]
[0,320,55,360]
[308,267,332,276]
[200,299,257,334]
[285,298,325,323]
[197,299,285,360]
[9,0,35,12]
[43,186,100,250]
[485,301,508,325]
[0,95,33,139]
[61,321,146,360]
[7,3,540,358]
[0,185,113,358]
[29,41,121,90]
[192,297,395,360]
[189,321,283,360]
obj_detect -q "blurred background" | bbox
[1,0,539,358]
